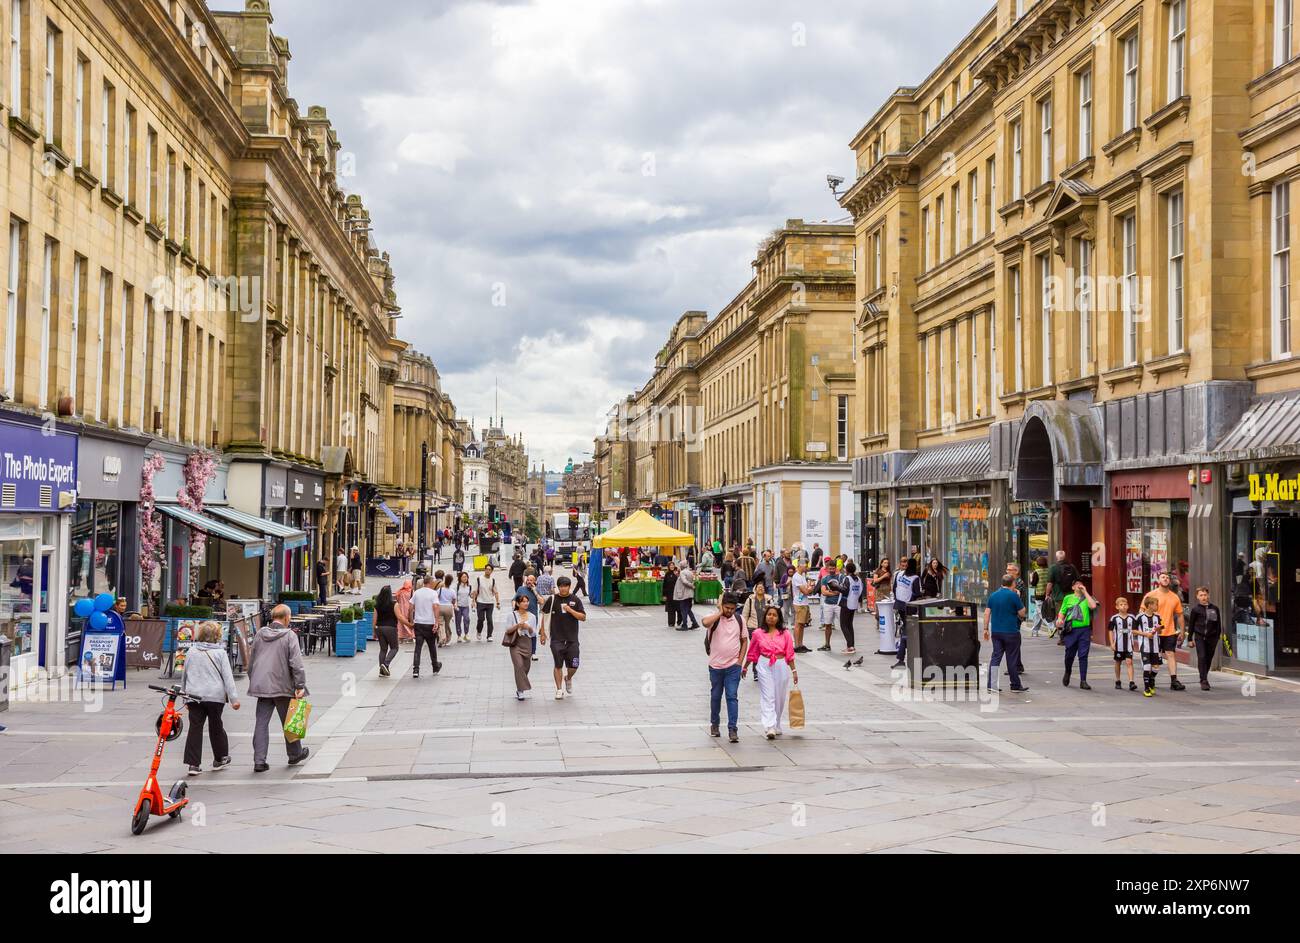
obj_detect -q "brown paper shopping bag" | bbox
[787,686,805,729]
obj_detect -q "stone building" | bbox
[593,396,636,527]
[841,0,1300,674]
[595,220,857,551]
[480,419,528,526]
[462,439,489,523]
[694,221,856,552]
[384,349,463,555]
[0,0,462,684]
[561,459,598,516]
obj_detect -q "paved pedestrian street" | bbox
[3,569,1299,854]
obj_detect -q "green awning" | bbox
[205,505,308,550]
[156,503,268,558]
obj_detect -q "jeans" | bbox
[183,701,229,767]
[1063,625,1091,681]
[677,598,698,628]
[989,632,1023,690]
[413,623,439,674]
[709,664,742,730]
[376,623,398,668]
[455,605,470,636]
[253,696,304,765]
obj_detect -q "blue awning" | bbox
[156,503,268,558]
[205,505,308,550]
[377,501,400,526]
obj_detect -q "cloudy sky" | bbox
[216,0,988,468]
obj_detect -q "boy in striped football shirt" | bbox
[1134,595,1164,697]
[1108,597,1138,691]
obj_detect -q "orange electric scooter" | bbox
[131,684,200,835]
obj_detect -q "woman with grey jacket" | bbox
[180,621,240,776]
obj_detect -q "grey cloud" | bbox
[216,0,988,465]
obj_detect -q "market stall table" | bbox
[695,578,723,604]
[618,579,663,606]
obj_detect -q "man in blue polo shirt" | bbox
[984,574,1029,693]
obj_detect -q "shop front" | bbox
[1108,469,1193,612]
[68,433,147,664]
[287,471,325,590]
[0,412,78,685]
[1226,464,1300,672]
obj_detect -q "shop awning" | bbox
[895,438,991,487]
[156,503,268,558]
[205,505,308,550]
[377,501,401,525]
[1212,392,1300,461]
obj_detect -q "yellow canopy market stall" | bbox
[591,511,716,605]
[592,510,695,549]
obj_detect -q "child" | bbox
[1108,597,1138,691]
[1135,594,1163,697]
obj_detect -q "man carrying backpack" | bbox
[1044,550,1078,644]
[702,593,748,743]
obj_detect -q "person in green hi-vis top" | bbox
[1056,579,1100,690]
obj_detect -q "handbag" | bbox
[787,685,805,729]
[283,697,311,742]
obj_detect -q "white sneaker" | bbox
[516,692,525,701]
[564,678,573,695]
[554,688,565,700]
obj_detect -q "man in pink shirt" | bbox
[702,593,749,743]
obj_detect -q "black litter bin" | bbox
[0,635,11,712]
[901,597,981,687]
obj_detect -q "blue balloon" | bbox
[73,598,94,617]
[94,592,115,612]
[88,612,108,630]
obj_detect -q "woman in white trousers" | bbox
[743,604,799,739]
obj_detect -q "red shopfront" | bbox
[1092,468,1192,644]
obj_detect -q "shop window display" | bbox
[946,498,990,602]
[1,538,38,656]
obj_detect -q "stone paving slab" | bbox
[3,565,1300,852]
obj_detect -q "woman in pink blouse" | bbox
[743,604,799,739]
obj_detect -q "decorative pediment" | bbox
[1044,178,1098,257]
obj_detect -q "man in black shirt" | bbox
[540,577,586,700]
[508,552,527,592]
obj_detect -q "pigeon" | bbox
[843,659,853,670]
[853,656,864,666]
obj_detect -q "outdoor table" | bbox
[618,579,663,606]
[289,616,312,654]
[695,579,723,604]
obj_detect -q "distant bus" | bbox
[551,511,591,558]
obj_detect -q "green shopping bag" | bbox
[283,697,312,742]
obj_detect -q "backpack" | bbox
[1056,562,1079,591]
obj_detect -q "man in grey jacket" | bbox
[246,604,309,772]
[674,561,700,630]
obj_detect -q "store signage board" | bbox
[77,629,127,690]
[0,416,79,512]
[1248,473,1300,503]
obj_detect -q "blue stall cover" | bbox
[587,548,605,606]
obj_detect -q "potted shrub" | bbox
[334,605,358,658]
[278,590,317,615]
[361,597,375,641]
